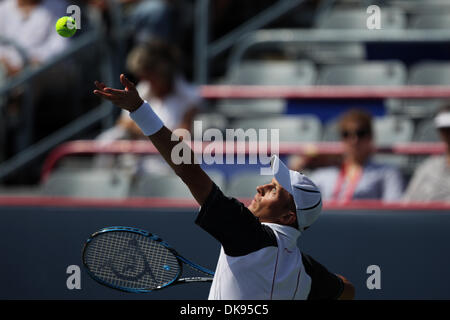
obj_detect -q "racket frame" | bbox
[82,226,214,293]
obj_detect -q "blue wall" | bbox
[0,205,449,300]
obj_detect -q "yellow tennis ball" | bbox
[55,16,77,38]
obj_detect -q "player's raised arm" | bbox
[94,74,213,205]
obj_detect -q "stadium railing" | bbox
[39,139,446,182]
[200,84,450,99]
[0,29,117,182]
[0,139,445,210]
[226,28,450,74]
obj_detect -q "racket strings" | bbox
[83,231,180,290]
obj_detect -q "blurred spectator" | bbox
[0,0,73,162]
[0,0,69,76]
[403,106,450,203]
[95,40,202,174]
[293,109,404,203]
[124,0,184,45]
[127,40,201,131]
[87,0,185,45]
[98,40,201,139]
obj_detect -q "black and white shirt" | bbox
[195,184,344,300]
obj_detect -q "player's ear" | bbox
[282,196,297,225]
[280,210,297,226]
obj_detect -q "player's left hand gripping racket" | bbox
[82,226,214,293]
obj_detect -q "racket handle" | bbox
[178,277,214,283]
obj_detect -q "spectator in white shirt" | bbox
[0,0,69,76]
[0,0,72,159]
[94,40,202,175]
[97,40,201,142]
[403,105,450,203]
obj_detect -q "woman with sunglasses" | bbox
[306,109,404,203]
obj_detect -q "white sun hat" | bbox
[271,155,322,231]
[435,111,450,129]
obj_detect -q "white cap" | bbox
[270,155,322,231]
[435,112,450,129]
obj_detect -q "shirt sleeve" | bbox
[195,184,277,257]
[402,158,431,202]
[301,253,344,300]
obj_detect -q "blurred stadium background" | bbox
[1,0,450,299]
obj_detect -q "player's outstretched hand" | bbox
[93,74,144,112]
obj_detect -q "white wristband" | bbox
[129,101,164,136]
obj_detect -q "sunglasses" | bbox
[340,129,371,140]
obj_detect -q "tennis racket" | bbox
[82,226,214,293]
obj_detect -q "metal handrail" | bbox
[0,29,115,182]
[194,0,306,84]
[0,30,102,98]
[0,102,113,182]
[199,85,450,99]
[0,0,125,182]
[227,28,450,69]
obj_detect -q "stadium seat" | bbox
[40,168,132,198]
[226,172,272,198]
[230,115,322,142]
[401,61,450,117]
[410,13,450,29]
[219,60,316,118]
[226,60,317,86]
[414,118,440,142]
[409,118,440,178]
[130,173,192,198]
[388,0,450,13]
[409,61,450,85]
[316,7,406,29]
[374,116,414,146]
[292,42,367,64]
[130,170,227,198]
[215,99,286,118]
[317,61,407,86]
[321,119,340,142]
[192,112,228,137]
[373,116,414,169]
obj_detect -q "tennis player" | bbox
[94,74,355,300]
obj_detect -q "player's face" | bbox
[248,178,295,224]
